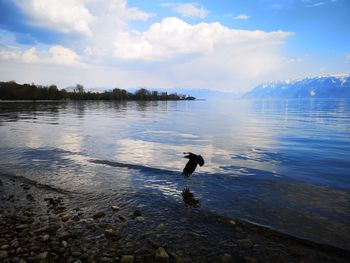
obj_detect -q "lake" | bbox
[0,99,349,250]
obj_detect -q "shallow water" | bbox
[0,99,349,249]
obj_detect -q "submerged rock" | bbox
[120,255,134,263]
[237,239,254,249]
[61,213,70,222]
[222,253,233,263]
[136,216,144,223]
[155,247,169,263]
[111,205,121,211]
[104,228,121,239]
[93,211,106,219]
[133,210,142,217]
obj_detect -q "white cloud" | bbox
[0,47,38,63]
[234,14,250,20]
[0,45,85,67]
[14,0,94,36]
[13,0,154,37]
[46,45,85,67]
[306,2,326,7]
[113,17,292,61]
[161,2,209,18]
[346,53,350,61]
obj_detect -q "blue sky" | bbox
[0,0,349,92]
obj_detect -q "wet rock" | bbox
[120,255,134,263]
[118,215,128,221]
[61,213,70,222]
[228,220,236,225]
[136,216,144,223]
[93,211,106,219]
[35,251,48,260]
[1,244,9,250]
[0,179,3,186]
[222,253,233,263]
[237,239,254,249]
[99,257,113,263]
[155,247,169,263]
[156,223,165,232]
[111,205,121,211]
[104,228,121,239]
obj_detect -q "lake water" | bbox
[0,99,349,249]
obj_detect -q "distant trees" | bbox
[0,81,196,101]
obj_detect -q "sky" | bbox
[0,0,349,93]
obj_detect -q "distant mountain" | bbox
[243,74,350,98]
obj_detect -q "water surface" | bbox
[0,99,349,249]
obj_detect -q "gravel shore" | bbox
[1,172,349,263]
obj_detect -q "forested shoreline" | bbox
[0,81,195,101]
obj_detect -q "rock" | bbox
[156,223,165,232]
[35,251,48,260]
[11,239,19,248]
[26,194,35,201]
[61,213,70,222]
[93,211,106,219]
[1,244,9,250]
[62,241,68,248]
[58,231,71,241]
[45,223,60,235]
[136,216,144,223]
[15,224,29,231]
[244,256,257,263]
[133,210,142,217]
[118,215,128,221]
[228,220,236,225]
[222,253,233,263]
[155,247,169,263]
[111,205,121,211]
[99,257,113,263]
[237,239,254,249]
[41,234,50,242]
[120,255,134,263]
[104,228,121,239]
[0,250,8,259]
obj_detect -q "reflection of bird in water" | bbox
[182,152,204,177]
[181,187,200,208]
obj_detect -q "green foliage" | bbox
[0,81,195,101]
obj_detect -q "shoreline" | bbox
[1,172,349,263]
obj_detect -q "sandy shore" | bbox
[1,171,349,263]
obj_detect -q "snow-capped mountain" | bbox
[243,74,350,98]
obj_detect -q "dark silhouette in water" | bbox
[182,152,204,177]
[181,187,200,208]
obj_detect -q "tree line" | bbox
[0,81,196,101]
